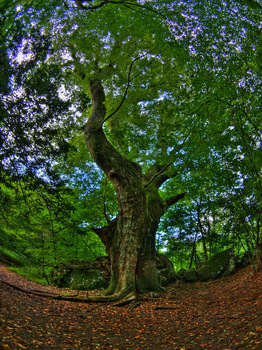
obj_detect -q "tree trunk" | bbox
[136,183,166,293]
[84,79,186,301]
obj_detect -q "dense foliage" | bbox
[0,0,261,283]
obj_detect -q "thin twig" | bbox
[102,176,111,223]
[155,306,180,310]
[100,53,150,127]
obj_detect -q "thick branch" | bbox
[144,162,172,188]
[165,192,187,209]
[74,0,107,10]
[144,163,178,189]
[92,218,117,251]
[84,79,141,178]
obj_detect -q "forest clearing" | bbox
[1,263,261,350]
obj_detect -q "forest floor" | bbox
[0,263,262,350]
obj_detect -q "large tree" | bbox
[69,1,188,300]
[1,0,261,301]
[85,77,186,300]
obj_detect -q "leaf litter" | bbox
[0,264,261,349]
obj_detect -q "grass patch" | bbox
[8,266,50,286]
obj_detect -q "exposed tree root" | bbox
[113,293,137,306]
[0,279,137,306]
[1,280,58,298]
[80,291,138,306]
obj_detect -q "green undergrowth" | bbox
[0,246,26,267]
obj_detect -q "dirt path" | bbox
[0,264,262,349]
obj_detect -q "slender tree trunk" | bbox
[84,79,186,301]
[189,232,197,269]
[197,203,208,262]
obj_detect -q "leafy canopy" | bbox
[0,0,261,270]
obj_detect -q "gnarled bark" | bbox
[84,78,186,301]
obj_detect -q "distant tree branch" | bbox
[194,98,261,137]
[72,0,170,19]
